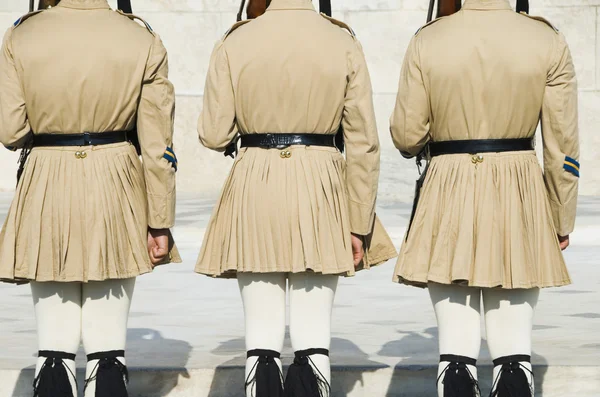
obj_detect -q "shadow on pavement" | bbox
[379,326,548,396]
[378,326,439,396]
[329,337,387,396]
[9,327,193,397]
[126,328,193,396]
[9,366,34,397]
[206,334,387,397]
[206,336,246,397]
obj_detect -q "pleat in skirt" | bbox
[394,151,571,289]
[0,142,177,283]
[195,146,397,278]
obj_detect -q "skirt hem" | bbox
[196,264,355,279]
[195,252,397,279]
[393,272,572,289]
[359,249,398,271]
[0,267,152,284]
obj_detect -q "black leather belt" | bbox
[240,134,336,149]
[32,131,130,147]
[429,138,534,157]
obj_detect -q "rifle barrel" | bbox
[237,0,246,21]
[427,0,435,22]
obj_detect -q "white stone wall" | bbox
[0,0,596,202]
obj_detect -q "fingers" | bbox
[153,235,169,257]
[149,249,167,265]
[147,230,170,266]
[150,235,170,265]
[558,235,570,251]
[351,234,365,268]
[148,245,161,266]
[147,232,156,265]
[353,249,365,267]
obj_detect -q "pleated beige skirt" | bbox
[0,142,177,283]
[394,151,571,289]
[195,146,397,278]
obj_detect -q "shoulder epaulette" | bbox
[12,10,44,30]
[415,16,447,36]
[519,12,559,32]
[320,14,356,37]
[116,9,155,35]
[223,20,252,40]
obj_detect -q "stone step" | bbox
[1,365,598,397]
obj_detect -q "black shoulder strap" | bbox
[320,0,331,16]
[117,0,132,14]
[516,0,528,14]
[236,0,246,21]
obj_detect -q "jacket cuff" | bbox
[349,199,376,236]
[549,196,577,237]
[147,190,176,229]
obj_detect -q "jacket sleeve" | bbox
[198,40,237,151]
[0,27,31,150]
[137,33,176,229]
[389,36,430,158]
[342,39,380,236]
[541,32,579,236]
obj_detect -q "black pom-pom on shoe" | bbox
[85,350,129,397]
[284,348,330,397]
[438,354,481,397]
[33,351,77,397]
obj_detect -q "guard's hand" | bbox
[351,234,365,268]
[148,228,170,265]
[558,235,570,251]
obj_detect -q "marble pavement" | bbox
[0,192,598,396]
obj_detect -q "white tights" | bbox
[429,283,539,397]
[238,272,338,396]
[30,278,135,397]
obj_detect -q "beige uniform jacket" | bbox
[0,0,176,229]
[198,0,380,235]
[390,0,579,236]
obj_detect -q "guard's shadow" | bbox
[126,328,193,396]
[8,327,192,397]
[9,366,37,397]
[206,333,386,397]
[330,337,387,396]
[379,326,548,396]
[205,337,246,397]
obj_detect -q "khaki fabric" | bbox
[390,0,578,288]
[0,0,180,283]
[196,0,397,277]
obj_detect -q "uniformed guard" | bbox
[195,0,397,395]
[0,1,179,396]
[390,0,579,396]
